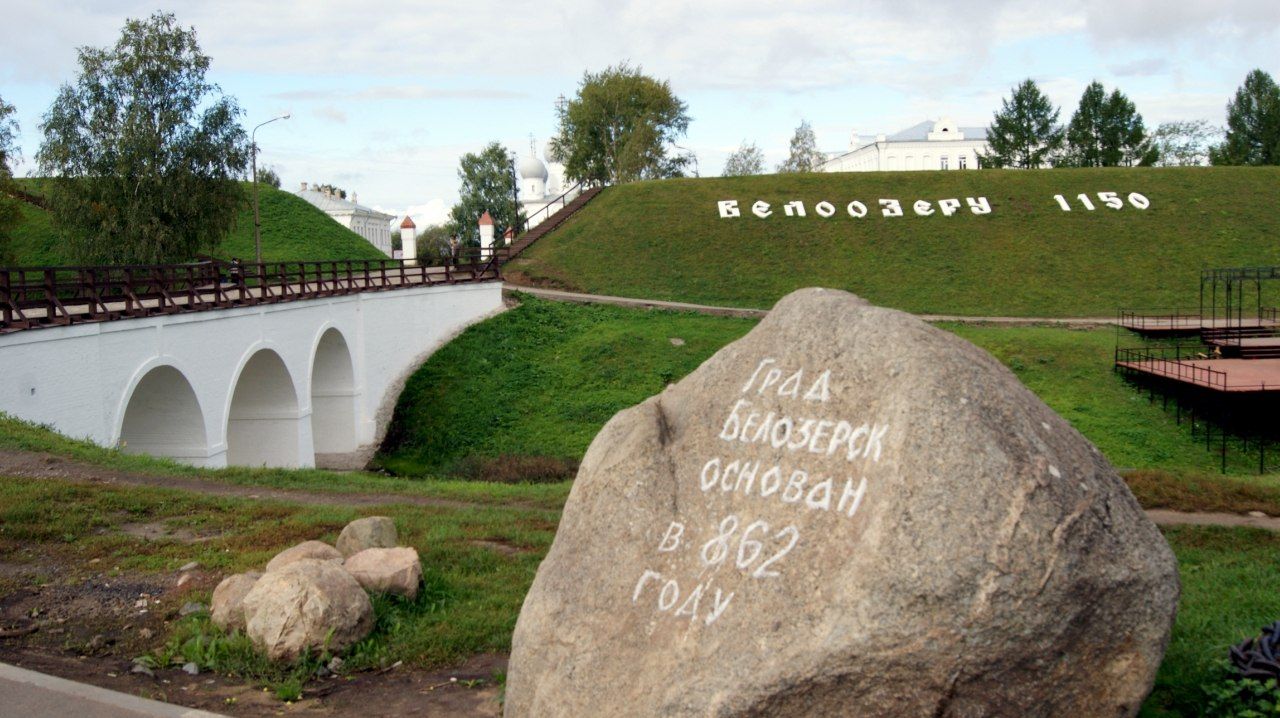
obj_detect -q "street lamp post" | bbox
[251,114,291,264]
[511,155,520,243]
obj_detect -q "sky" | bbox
[2,0,1278,229]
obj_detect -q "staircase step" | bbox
[500,187,604,264]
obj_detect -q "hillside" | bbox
[508,166,1280,317]
[5,179,387,265]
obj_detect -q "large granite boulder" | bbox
[344,547,423,599]
[506,288,1179,717]
[336,516,398,558]
[210,571,262,632]
[242,559,374,661]
[264,540,343,572]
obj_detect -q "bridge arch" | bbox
[226,347,303,467]
[116,361,209,464]
[310,326,359,455]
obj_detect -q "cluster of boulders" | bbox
[209,516,422,661]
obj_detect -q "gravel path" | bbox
[503,284,1115,326]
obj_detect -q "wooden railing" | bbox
[0,252,501,333]
[1115,346,1231,391]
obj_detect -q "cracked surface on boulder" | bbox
[506,288,1179,718]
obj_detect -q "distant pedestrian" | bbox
[449,236,460,265]
[229,257,244,285]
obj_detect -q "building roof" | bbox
[478,211,494,226]
[519,154,549,181]
[400,216,416,229]
[885,120,988,142]
[295,188,395,220]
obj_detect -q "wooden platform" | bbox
[1120,315,1279,337]
[1117,357,1280,393]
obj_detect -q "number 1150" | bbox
[1053,192,1150,211]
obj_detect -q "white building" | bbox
[819,118,990,173]
[295,182,396,255]
[517,141,581,230]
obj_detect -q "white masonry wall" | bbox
[0,281,502,469]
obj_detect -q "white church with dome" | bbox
[818,118,990,173]
[517,141,582,230]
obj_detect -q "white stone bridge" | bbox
[0,259,502,468]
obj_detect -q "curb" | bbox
[0,662,226,718]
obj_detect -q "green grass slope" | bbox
[5,179,387,265]
[379,297,1278,481]
[510,166,1280,317]
[376,295,756,476]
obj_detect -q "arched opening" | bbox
[119,365,208,463]
[227,350,301,467]
[311,329,358,455]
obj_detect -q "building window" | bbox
[940,156,949,170]
[959,155,968,170]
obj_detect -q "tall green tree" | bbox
[1210,69,1280,166]
[0,94,21,262]
[550,63,691,184]
[1065,82,1156,166]
[37,12,249,264]
[777,121,825,173]
[255,166,281,189]
[1107,91,1158,166]
[722,140,765,176]
[415,224,453,263]
[982,79,1064,169]
[1065,81,1108,167]
[1152,120,1220,166]
[447,142,522,245]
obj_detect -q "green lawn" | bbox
[378,297,1280,511]
[509,166,1280,317]
[5,179,387,265]
[1144,527,1280,716]
[0,470,1271,713]
[0,475,556,698]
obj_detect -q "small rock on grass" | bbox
[211,572,262,632]
[265,540,343,572]
[344,547,423,599]
[335,517,398,558]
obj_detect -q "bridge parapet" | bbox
[0,253,500,334]
[0,271,504,469]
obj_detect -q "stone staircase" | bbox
[496,186,604,264]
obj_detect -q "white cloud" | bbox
[313,105,348,124]
[1081,0,1280,46]
[376,199,451,232]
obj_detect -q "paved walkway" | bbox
[503,284,1115,326]
[0,662,224,718]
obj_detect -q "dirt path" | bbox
[0,450,535,512]
[1145,508,1280,531]
[2,448,1276,531]
[503,284,1116,326]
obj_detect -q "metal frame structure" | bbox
[1115,266,1280,473]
